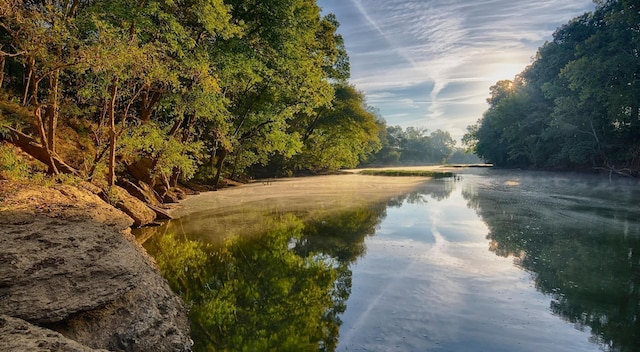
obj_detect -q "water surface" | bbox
[140,170,640,351]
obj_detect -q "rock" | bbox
[146,203,172,220]
[118,179,162,206]
[0,183,133,232]
[104,186,156,227]
[0,315,109,352]
[0,182,191,351]
[125,157,155,186]
[176,184,198,196]
[162,190,180,203]
[183,181,213,193]
[52,277,192,352]
[0,218,140,324]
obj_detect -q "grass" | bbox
[358,169,454,178]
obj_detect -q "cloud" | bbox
[318,0,595,141]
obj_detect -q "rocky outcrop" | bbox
[102,185,157,227]
[118,179,162,206]
[0,315,109,352]
[0,181,191,351]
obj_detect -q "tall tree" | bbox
[464,0,640,175]
[290,83,381,171]
[208,0,338,186]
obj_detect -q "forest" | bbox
[0,0,468,204]
[463,0,640,177]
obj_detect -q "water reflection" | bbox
[143,205,390,351]
[141,181,455,351]
[140,171,640,351]
[462,172,640,352]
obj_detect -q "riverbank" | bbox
[135,169,451,245]
[0,166,458,350]
[169,165,466,219]
[0,180,192,351]
[170,174,430,218]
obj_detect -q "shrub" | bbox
[0,143,31,181]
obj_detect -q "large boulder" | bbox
[0,181,191,351]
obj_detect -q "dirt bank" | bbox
[0,180,191,351]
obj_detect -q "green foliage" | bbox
[0,0,378,184]
[0,99,31,129]
[464,0,640,175]
[119,123,203,180]
[366,125,457,166]
[145,214,346,351]
[272,83,381,173]
[0,143,31,180]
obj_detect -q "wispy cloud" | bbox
[318,0,595,141]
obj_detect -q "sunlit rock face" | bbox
[0,182,191,351]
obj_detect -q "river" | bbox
[137,169,640,351]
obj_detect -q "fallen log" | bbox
[2,126,79,175]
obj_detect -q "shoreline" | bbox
[0,165,467,350]
[144,169,452,245]
[169,165,469,219]
[169,172,434,220]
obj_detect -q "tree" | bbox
[0,0,88,174]
[206,0,340,186]
[464,0,640,175]
[289,83,381,172]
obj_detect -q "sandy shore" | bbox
[144,167,467,243]
[171,174,427,218]
[170,165,465,219]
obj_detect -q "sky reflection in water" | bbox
[337,174,628,352]
[142,170,640,351]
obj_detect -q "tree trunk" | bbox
[230,146,243,180]
[107,83,118,187]
[22,57,34,106]
[46,69,60,153]
[0,55,5,88]
[3,126,77,174]
[212,148,227,190]
[168,115,193,187]
[34,105,59,174]
[140,87,161,123]
[169,167,181,188]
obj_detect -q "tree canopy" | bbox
[363,124,471,166]
[0,0,385,191]
[463,0,640,176]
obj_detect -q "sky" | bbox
[316,0,596,142]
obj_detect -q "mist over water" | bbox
[140,169,640,351]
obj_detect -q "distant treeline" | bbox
[463,0,639,177]
[0,0,387,189]
[363,125,480,167]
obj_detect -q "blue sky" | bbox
[317,0,596,142]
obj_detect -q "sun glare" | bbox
[486,62,525,84]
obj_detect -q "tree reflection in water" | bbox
[143,204,387,352]
[461,175,640,352]
[142,180,456,351]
